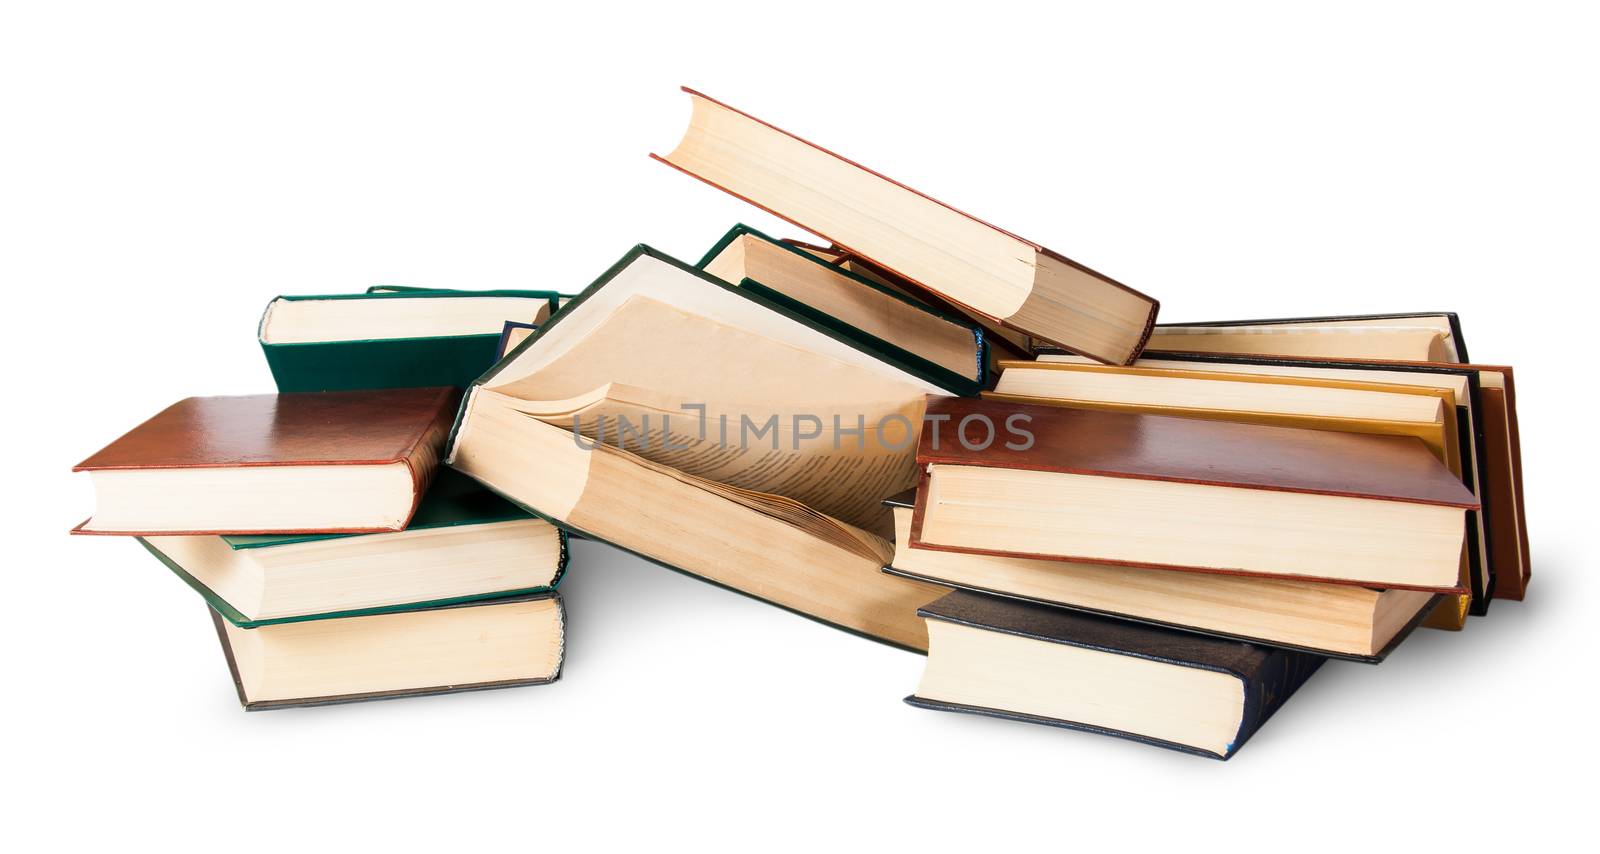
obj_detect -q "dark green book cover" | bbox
[142,469,568,628]
[261,289,564,392]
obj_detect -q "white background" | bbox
[5,2,1595,850]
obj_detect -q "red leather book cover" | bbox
[73,387,458,535]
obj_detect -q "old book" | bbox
[497,321,539,360]
[988,359,1479,626]
[139,470,567,626]
[1140,311,1468,362]
[788,241,1034,360]
[907,590,1324,759]
[72,387,457,535]
[210,592,564,710]
[1054,347,1529,606]
[445,245,949,649]
[654,87,1159,364]
[1470,366,1530,599]
[261,289,561,392]
[697,224,987,394]
[910,396,1479,592]
[884,497,1434,661]
[1034,350,1509,623]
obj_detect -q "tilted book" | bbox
[908,590,1324,759]
[654,87,1159,364]
[882,493,1437,662]
[696,223,988,395]
[140,469,568,627]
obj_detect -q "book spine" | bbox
[1229,650,1325,757]
[263,336,504,393]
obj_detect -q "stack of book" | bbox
[71,88,1529,757]
[72,288,571,708]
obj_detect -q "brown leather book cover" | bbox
[915,395,1480,507]
[1131,350,1528,603]
[910,396,1478,593]
[73,387,458,534]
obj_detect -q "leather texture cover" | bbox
[653,87,1158,365]
[696,223,989,395]
[1111,350,1504,615]
[261,290,563,392]
[73,387,458,535]
[76,387,458,470]
[909,590,1324,759]
[208,591,564,710]
[915,396,1480,507]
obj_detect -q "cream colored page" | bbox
[488,298,929,529]
[503,382,922,531]
[484,252,943,395]
[705,235,980,379]
[1145,326,1444,360]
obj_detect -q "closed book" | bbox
[883,494,1436,662]
[260,289,562,392]
[1058,347,1522,612]
[908,590,1324,759]
[210,592,564,710]
[697,224,988,395]
[987,357,1481,628]
[140,470,569,627]
[73,387,457,535]
[1139,311,1468,363]
[910,396,1479,592]
[654,87,1159,364]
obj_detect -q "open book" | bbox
[445,245,951,649]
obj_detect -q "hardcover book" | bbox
[1142,311,1468,362]
[210,591,564,710]
[445,244,954,649]
[260,289,562,392]
[72,387,457,535]
[908,590,1325,759]
[795,242,1034,359]
[883,494,1436,661]
[497,321,539,360]
[1043,346,1527,607]
[987,358,1481,627]
[697,224,988,395]
[909,396,1480,592]
[1030,351,1504,626]
[140,469,568,627]
[654,87,1160,364]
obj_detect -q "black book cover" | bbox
[909,590,1325,759]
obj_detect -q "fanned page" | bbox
[480,249,942,530]
[499,379,920,532]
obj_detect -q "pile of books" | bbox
[71,88,1529,757]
